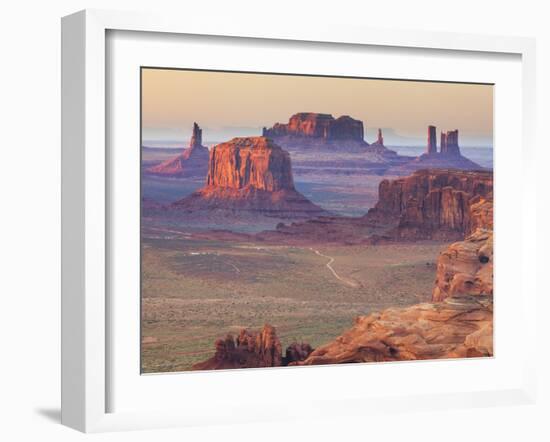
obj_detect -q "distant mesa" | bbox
[262,112,398,157]
[388,125,485,175]
[146,122,209,177]
[263,112,364,142]
[172,136,327,218]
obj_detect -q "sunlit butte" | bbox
[142,68,493,147]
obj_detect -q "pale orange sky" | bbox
[141,68,493,147]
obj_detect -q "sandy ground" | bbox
[141,236,446,373]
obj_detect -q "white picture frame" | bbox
[61,9,538,433]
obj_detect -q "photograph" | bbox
[140,68,494,374]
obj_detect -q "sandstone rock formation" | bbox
[371,128,385,147]
[262,112,401,160]
[389,126,484,175]
[468,195,493,234]
[441,130,460,156]
[364,169,493,240]
[172,137,327,218]
[191,324,313,370]
[427,125,437,155]
[205,136,294,191]
[295,295,493,365]
[146,122,210,177]
[431,193,493,302]
[283,342,314,365]
[432,228,493,302]
[263,112,364,142]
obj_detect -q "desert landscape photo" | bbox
[140,68,494,373]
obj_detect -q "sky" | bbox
[141,68,493,147]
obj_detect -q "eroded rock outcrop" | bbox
[295,295,493,366]
[172,137,327,218]
[389,126,484,175]
[371,128,385,147]
[146,122,210,177]
[263,112,364,142]
[426,125,437,155]
[431,192,493,302]
[364,169,493,240]
[441,130,460,156]
[191,324,313,370]
[432,228,493,302]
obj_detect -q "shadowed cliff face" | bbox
[365,169,493,240]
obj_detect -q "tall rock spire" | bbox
[427,125,437,155]
[189,122,203,149]
[441,129,460,156]
[376,128,384,146]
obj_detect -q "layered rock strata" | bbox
[364,169,493,240]
[172,137,327,218]
[295,295,493,365]
[432,228,493,302]
[263,112,364,142]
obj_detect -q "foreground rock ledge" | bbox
[294,296,493,366]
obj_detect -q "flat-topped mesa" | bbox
[172,136,327,218]
[146,122,209,177]
[426,125,437,155]
[364,169,493,240]
[441,129,460,156]
[263,112,364,142]
[205,136,294,191]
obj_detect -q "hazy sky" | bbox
[142,68,493,147]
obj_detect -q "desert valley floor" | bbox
[141,234,446,372]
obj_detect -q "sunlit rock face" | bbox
[364,169,493,240]
[172,136,327,218]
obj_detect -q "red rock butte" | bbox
[263,112,364,141]
[205,136,295,191]
[172,136,327,218]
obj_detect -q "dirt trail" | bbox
[310,248,360,288]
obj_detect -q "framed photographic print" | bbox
[61,9,538,432]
